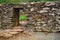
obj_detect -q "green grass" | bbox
[19,15,27,21]
[0,0,56,4]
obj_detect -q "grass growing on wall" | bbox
[0,0,56,4]
[0,0,31,4]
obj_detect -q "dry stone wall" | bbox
[25,2,60,32]
[0,2,60,32]
[0,6,3,28]
[0,5,13,29]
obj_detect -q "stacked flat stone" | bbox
[0,27,24,37]
[26,2,60,32]
[0,2,60,32]
[1,5,13,29]
[0,6,2,28]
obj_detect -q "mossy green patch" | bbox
[19,15,27,21]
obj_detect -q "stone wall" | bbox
[0,5,13,29]
[0,6,2,28]
[0,2,60,32]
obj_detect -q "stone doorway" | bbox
[13,8,23,27]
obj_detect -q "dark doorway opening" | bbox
[13,8,23,27]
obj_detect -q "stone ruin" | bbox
[0,2,60,32]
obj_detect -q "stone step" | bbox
[0,27,24,37]
[10,29,24,32]
[3,33,13,37]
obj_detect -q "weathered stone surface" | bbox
[0,2,60,32]
[0,27,24,37]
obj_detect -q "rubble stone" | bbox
[0,2,60,32]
